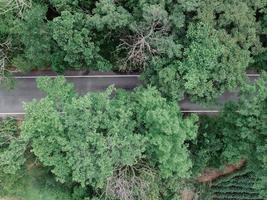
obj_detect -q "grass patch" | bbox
[0,163,72,200]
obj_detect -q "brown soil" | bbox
[181,188,196,200]
[197,160,246,183]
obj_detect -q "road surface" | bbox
[0,74,260,117]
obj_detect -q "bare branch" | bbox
[0,0,32,17]
[105,163,155,200]
[117,19,169,70]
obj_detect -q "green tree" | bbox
[12,4,52,71]
[190,116,225,176]
[2,0,266,77]
[254,7,267,70]
[131,87,198,178]
[191,74,267,198]
[50,10,112,71]
[20,77,145,189]
[196,0,264,52]
[220,74,267,198]
[1,77,199,199]
[144,22,250,102]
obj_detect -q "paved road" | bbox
[0,75,140,117]
[0,74,260,117]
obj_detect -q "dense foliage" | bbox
[211,168,263,200]
[198,166,263,200]
[0,1,267,199]
[0,76,266,199]
[1,0,267,101]
[192,74,267,198]
[0,77,198,199]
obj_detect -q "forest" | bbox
[0,0,267,200]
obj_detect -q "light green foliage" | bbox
[36,76,76,104]
[1,0,267,198]
[132,87,198,178]
[22,77,146,188]
[142,0,267,102]
[1,77,199,199]
[144,22,249,102]
[182,23,248,102]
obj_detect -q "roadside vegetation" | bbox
[197,166,264,200]
[0,0,267,200]
[0,75,266,199]
[1,0,267,101]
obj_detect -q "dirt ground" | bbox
[181,188,196,200]
[198,160,245,183]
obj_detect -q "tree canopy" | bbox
[1,0,267,101]
[0,77,198,199]
[0,1,267,199]
[191,74,267,198]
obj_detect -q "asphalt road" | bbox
[0,75,140,117]
[0,74,260,117]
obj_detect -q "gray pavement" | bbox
[0,75,141,116]
[0,74,260,117]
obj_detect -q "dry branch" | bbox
[117,20,169,70]
[105,164,154,200]
[0,0,32,17]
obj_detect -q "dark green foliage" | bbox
[254,7,267,70]
[192,74,267,199]
[0,0,267,104]
[1,1,267,199]
[197,167,263,200]
[12,4,52,71]
[50,10,112,71]
[1,0,267,101]
[191,115,225,176]
[0,165,73,200]
[211,167,263,200]
[219,74,267,198]
[142,0,267,102]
